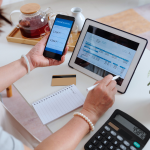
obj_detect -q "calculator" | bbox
[84,109,150,150]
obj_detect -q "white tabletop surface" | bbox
[1,1,150,149]
[46,48,150,150]
[1,24,150,149]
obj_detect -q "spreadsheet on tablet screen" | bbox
[75,25,139,86]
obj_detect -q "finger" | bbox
[112,87,117,95]
[53,56,65,65]
[49,59,59,66]
[107,80,116,90]
[61,55,65,62]
[39,34,49,45]
[101,74,113,86]
[94,74,113,86]
[63,46,69,55]
[94,80,102,85]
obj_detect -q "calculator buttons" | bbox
[110,131,117,136]
[117,135,123,141]
[96,135,103,141]
[123,141,130,147]
[98,144,104,150]
[105,126,110,131]
[108,144,115,150]
[133,142,140,148]
[130,146,137,150]
[120,144,127,150]
[87,144,93,149]
[101,130,107,136]
[106,135,113,141]
[113,140,119,146]
[102,139,109,145]
[93,148,99,150]
[92,139,99,145]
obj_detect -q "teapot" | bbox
[10,3,51,38]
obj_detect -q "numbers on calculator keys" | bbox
[106,135,113,141]
[130,146,137,150]
[98,144,104,149]
[92,139,99,145]
[93,148,99,150]
[113,140,119,146]
[101,130,107,136]
[87,144,93,149]
[105,126,110,131]
[117,135,123,141]
[108,144,115,150]
[96,135,103,141]
[85,126,141,150]
[123,140,130,147]
[120,144,127,150]
[111,130,117,136]
[102,139,109,145]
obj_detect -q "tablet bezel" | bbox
[69,19,148,93]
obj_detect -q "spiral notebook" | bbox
[32,84,85,124]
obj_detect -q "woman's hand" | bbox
[26,34,68,71]
[80,74,117,125]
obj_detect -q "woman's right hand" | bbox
[80,74,117,125]
[26,34,68,71]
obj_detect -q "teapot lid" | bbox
[20,3,40,14]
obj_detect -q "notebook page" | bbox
[32,85,85,124]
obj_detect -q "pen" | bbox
[86,75,120,92]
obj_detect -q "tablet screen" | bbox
[75,25,139,86]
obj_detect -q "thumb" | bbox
[39,33,50,45]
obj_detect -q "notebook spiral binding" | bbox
[33,85,73,105]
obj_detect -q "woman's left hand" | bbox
[26,34,68,71]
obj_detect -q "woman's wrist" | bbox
[26,54,35,71]
[20,57,28,74]
[73,114,90,133]
[20,55,35,73]
[80,108,99,125]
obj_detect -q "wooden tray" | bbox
[6,27,80,52]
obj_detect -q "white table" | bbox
[0,23,150,150]
[1,24,150,150]
[46,48,150,150]
[1,2,150,149]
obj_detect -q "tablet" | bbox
[69,19,148,93]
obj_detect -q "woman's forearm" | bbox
[35,114,90,150]
[0,58,27,92]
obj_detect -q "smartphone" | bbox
[43,14,75,60]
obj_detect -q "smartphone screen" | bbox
[44,15,74,60]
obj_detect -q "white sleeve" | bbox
[0,127,24,150]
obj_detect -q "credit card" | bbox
[51,74,76,86]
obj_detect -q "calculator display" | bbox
[114,114,146,140]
